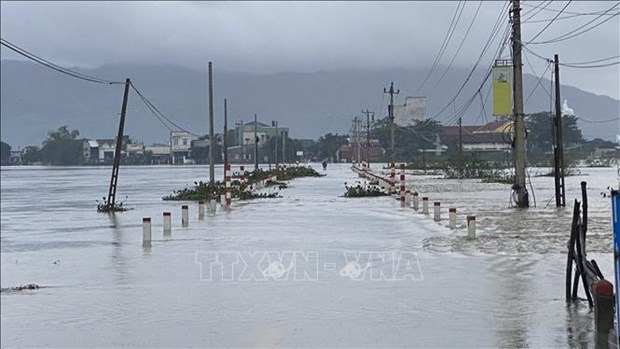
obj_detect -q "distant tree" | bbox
[526,112,584,163]
[22,146,42,165]
[316,133,349,162]
[371,118,443,162]
[40,126,84,165]
[0,141,11,166]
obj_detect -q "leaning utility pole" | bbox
[511,0,529,207]
[254,113,258,170]
[106,78,131,208]
[553,54,566,207]
[384,82,399,164]
[208,62,215,184]
[223,99,228,172]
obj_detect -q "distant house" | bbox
[440,120,512,153]
[336,139,383,163]
[83,140,99,164]
[145,143,171,165]
[393,96,427,127]
[170,131,192,164]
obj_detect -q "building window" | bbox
[183,139,188,146]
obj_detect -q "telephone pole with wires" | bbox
[458,116,463,179]
[384,82,400,164]
[106,78,131,208]
[553,54,566,207]
[208,62,215,184]
[511,0,529,208]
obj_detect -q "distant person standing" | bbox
[322,160,327,171]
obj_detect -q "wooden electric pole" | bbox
[362,109,374,146]
[554,54,566,207]
[106,78,131,208]
[254,113,258,170]
[208,62,215,184]
[511,0,529,207]
[273,121,278,166]
[384,82,399,164]
[223,99,228,171]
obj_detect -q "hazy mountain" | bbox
[1,60,618,148]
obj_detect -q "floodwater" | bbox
[0,163,617,348]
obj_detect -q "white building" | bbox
[393,96,426,126]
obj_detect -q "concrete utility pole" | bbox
[282,130,286,164]
[384,82,399,164]
[208,62,215,184]
[254,113,258,170]
[511,0,529,207]
[458,116,463,179]
[273,120,278,166]
[223,99,228,172]
[554,54,566,207]
[362,109,374,146]
[106,78,131,208]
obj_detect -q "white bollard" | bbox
[163,212,171,237]
[467,215,476,239]
[220,193,226,207]
[449,208,457,229]
[142,217,152,248]
[182,205,189,227]
[198,201,205,220]
[433,202,441,221]
[413,192,419,210]
[422,197,429,214]
[210,199,217,213]
[405,190,411,206]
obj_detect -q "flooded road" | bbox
[1,164,617,347]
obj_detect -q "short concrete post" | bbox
[142,217,152,248]
[433,202,441,221]
[239,165,245,183]
[449,208,457,229]
[198,201,205,220]
[210,199,217,214]
[405,190,411,206]
[163,212,171,237]
[390,163,395,193]
[399,164,406,205]
[467,215,476,239]
[413,192,419,210]
[422,197,429,214]
[220,193,226,207]
[592,279,614,339]
[225,164,232,206]
[182,205,189,227]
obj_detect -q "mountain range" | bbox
[1,59,618,148]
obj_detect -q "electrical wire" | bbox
[130,84,203,138]
[428,1,484,94]
[521,1,615,16]
[0,38,124,85]
[527,2,619,45]
[523,50,552,103]
[577,116,620,124]
[415,1,466,94]
[525,0,573,44]
[524,9,620,23]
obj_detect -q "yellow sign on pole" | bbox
[492,63,513,116]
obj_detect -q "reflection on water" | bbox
[0,164,616,347]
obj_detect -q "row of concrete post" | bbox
[142,200,221,248]
[352,163,476,239]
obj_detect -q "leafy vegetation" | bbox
[0,141,11,165]
[96,197,130,212]
[344,181,389,197]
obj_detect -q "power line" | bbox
[521,1,616,16]
[415,1,466,94]
[525,0,573,44]
[428,1,484,94]
[523,45,619,69]
[0,38,124,85]
[578,116,620,124]
[130,84,202,138]
[524,9,620,23]
[527,2,619,45]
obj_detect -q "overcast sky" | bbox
[1,1,619,99]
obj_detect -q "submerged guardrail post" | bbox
[592,279,614,341]
[240,165,245,183]
[225,164,232,206]
[405,189,411,207]
[198,201,205,220]
[467,215,476,239]
[413,192,419,211]
[182,205,189,227]
[163,212,171,237]
[209,199,217,214]
[449,208,457,229]
[422,197,429,214]
[433,202,441,221]
[142,217,152,248]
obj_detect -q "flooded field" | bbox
[1,164,617,347]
